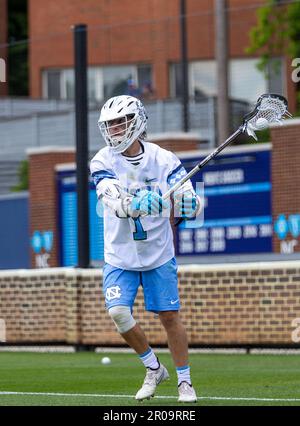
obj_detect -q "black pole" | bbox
[215,0,230,146]
[180,0,189,132]
[74,24,90,268]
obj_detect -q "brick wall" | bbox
[28,0,269,100]
[149,134,199,152]
[0,0,8,96]
[271,119,300,254]
[28,148,76,268]
[1,262,300,346]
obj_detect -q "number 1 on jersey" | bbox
[132,217,147,241]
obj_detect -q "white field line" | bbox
[1,391,300,402]
[95,348,248,355]
[0,346,76,353]
[2,347,300,355]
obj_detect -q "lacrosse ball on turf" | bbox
[101,356,111,365]
[255,117,268,130]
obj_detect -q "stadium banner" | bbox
[176,146,272,256]
[57,170,104,267]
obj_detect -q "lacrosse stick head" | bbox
[242,94,292,140]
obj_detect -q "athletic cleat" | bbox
[178,381,197,403]
[135,363,169,401]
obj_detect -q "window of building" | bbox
[169,58,284,103]
[64,69,75,100]
[190,61,217,99]
[137,64,154,99]
[102,65,136,99]
[88,67,103,101]
[45,70,61,100]
[229,58,267,103]
[267,57,285,94]
[43,64,152,101]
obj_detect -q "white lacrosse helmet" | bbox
[98,95,148,154]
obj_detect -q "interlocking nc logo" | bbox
[0,58,6,83]
[274,214,300,240]
[31,231,54,268]
[105,286,122,301]
[31,230,54,253]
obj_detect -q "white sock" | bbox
[139,347,159,370]
[176,365,191,386]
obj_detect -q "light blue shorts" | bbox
[103,257,180,313]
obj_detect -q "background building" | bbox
[27,0,296,110]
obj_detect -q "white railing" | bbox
[0,97,250,160]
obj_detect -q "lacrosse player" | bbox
[90,95,201,403]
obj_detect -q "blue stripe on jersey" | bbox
[167,164,187,186]
[92,170,116,186]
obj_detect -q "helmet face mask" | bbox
[100,114,135,146]
[98,95,147,154]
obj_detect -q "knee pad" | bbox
[108,305,136,334]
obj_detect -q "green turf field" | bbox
[0,351,300,406]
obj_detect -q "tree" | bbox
[247,0,300,111]
[11,160,29,192]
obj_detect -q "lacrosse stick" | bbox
[165,93,291,204]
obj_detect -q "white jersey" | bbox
[90,142,192,271]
